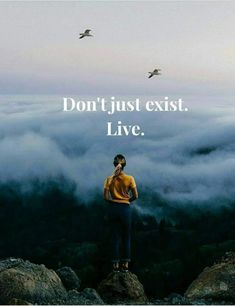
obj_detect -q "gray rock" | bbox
[56,266,81,290]
[0,257,67,304]
[97,271,148,304]
[167,292,191,304]
[184,251,235,303]
[80,288,104,304]
[150,293,193,305]
[66,288,104,304]
[214,251,235,265]
[7,298,32,305]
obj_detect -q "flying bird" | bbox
[148,69,161,78]
[79,29,93,39]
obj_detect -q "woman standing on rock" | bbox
[103,154,138,272]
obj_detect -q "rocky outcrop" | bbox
[0,258,104,305]
[3,252,235,305]
[97,271,148,304]
[184,251,235,304]
[56,266,81,291]
[0,257,67,304]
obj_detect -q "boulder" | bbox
[66,288,104,305]
[97,271,148,304]
[0,258,67,304]
[56,266,81,290]
[184,251,235,303]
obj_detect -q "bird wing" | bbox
[148,74,153,78]
[85,29,91,34]
[79,35,85,39]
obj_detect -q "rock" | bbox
[7,298,32,305]
[214,251,235,265]
[0,257,67,304]
[56,266,81,290]
[150,293,193,305]
[167,292,192,304]
[66,288,104,305]
[97,271,148,304]
[80,288,104,304]
[184,251,235,303]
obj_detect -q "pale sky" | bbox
[0,1,234,96]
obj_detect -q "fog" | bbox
[0,95,235,211]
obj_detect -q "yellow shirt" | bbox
[103,172,137,204]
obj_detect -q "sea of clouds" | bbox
[0,95,235,210]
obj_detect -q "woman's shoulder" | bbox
[122,172,135,179]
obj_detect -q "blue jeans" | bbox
[107,202,132,263]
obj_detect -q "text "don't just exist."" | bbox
[63,97,188,136]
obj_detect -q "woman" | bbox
[103,154,138,272]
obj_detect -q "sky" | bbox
[0,1,234,96]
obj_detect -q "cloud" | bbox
[0,96,235,208]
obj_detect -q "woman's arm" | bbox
[103,188,111,202]
[129,187,138,202]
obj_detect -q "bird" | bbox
[79,29,93,39]
[148,68,161,78]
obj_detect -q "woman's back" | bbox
[104,172,136,204]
